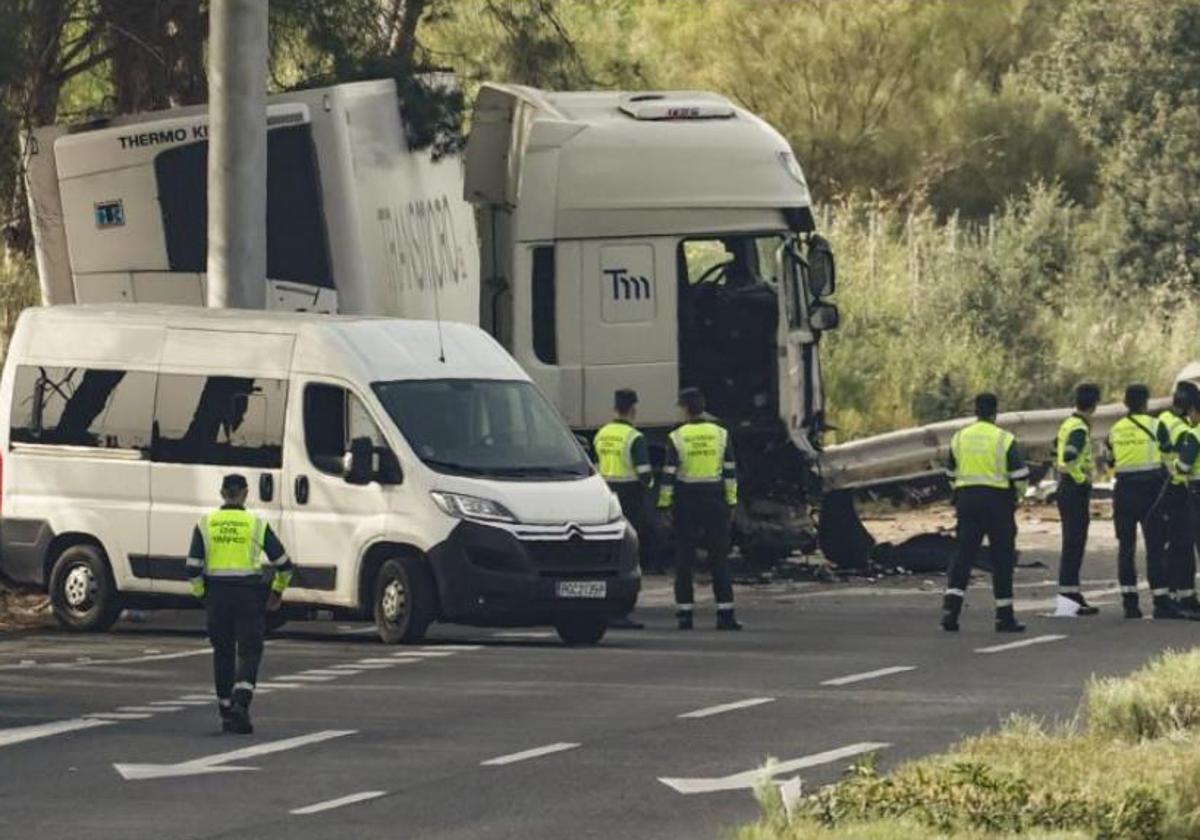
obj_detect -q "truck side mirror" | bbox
[343,436,374,485]
[809,302,840,332]
[806,235,836,298]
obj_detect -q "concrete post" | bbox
[206,0,268,309]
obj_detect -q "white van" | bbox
[0,305,638,645]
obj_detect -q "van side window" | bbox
[531,245,557,364]
[152,375,287,468]
[304,384,385,476]
[9,366,154,452]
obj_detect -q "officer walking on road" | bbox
[1157,381,1200,618]
[1054,383,1101,617]
[1167,388,1200,620]
[1107,385,1178,619]
[188,474,294,734]
[658,387,741,631]
[594,388,653,630]
[941,393,1029,634]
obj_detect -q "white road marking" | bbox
[678,697,776,719]
[168,700,213,706]
[280,675,336,682]
[115,729,357,781]
[388,653,423,660]
[301,669,349,677]
[179,694,213,701]
[481,742,581,766]
[86,713,153,721]
[0,717,114,748]
[420,645,482,651]
[118,706,183,713]
[290,790,388,815]
[975,634,1067,654]
[392,650,456,657]
[325,666,367,674]
[358,658,406,665]
[820,666,917,687]
[346,664,393,670]
[256,683,303,689]
[0,647,214,672]
[336,626,378,635]
[491,631,554,639]
[660,742,891,795]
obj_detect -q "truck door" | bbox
[146,329,292,594]
[777,239,828,454]
[578,238,677,429]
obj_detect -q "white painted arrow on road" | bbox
[659,742,890,795]
[114,730,356,780]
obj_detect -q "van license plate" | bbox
[556,581,607,599]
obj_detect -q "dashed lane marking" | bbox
[660,742,892,795]
[290,790,388,815]
[0,647,211,671]
[491,631,555,639]
[118,706,183,713]
[256,683,303,689]
[281,675,338,682]
[115,730,357,781]
[678,697,776,719]
[86,712,152,721]
[0,717,114,748]
[481,742,581,766]
[820,666,918,687]
[975,634,1068,654]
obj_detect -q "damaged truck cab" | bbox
[465,86,839,560]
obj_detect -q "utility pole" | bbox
[206,0,268,309]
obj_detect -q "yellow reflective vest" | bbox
[594,421,643,483]
[1108,414,1163,477]
[949,420,1025,491]
[1056,414,1093,485]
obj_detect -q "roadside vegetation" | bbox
[741,649,1200,840]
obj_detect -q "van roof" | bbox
[11,304,527,383]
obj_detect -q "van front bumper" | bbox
[427,520,641,626]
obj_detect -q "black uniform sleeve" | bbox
[186,526,206,596]
[1177,433,1200,476]
[262,525,292,571]
[1158,420,1174,452]
[630,434,654,489]
[658,436,679,508]
[1062,428,1088,463]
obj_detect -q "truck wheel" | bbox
[48,543,122,632]
[554,616,607,646]
[373,557,435,644]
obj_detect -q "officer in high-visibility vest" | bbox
[1054,383,1101,617]
[594,388,653,630]
[1157,381,1200,618]
[1107,384,1177,620]
[187,474,294,734]
[941,393,1029,633]
[1168,387,1200,621]
[658,387,741,631]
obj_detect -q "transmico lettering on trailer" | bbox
[376,196,467,302]
[600,243,656,323]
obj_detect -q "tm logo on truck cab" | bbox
[604,268,652,301]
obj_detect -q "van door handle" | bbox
[295,475,309,505]
[259,473,274,503]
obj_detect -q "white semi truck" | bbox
[25,78,839,563]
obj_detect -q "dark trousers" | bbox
[612,482,656,571]
[1184,489,1200,594]
[947,487,1016,609]
[205,581,267,708]
[1167,484,1196,594]
[1113,477,1168,596]
[1056,480,1091,589]
[673,489,734,609]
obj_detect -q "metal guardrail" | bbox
[820,397,1171,491]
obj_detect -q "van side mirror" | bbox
[376,449,403,485]
[343,437,374,485]
[806,235,836,298]
[809,302,839,332]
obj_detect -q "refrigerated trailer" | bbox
[25,78,839,562]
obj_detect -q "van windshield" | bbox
[372,379,592,480]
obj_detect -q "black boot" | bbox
[608,614,645,630]
[1064,592,1099,616]
[995,606,1026,634]
[1153,596,1185,620]
[219,703,235,734]
[940,593,961,632]
[228,703,253,735]
[1123,594,1143,619]
[716,609,743,631]
[676,610,693,631]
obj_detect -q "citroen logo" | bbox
[565,523,584,541]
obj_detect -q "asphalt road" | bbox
[1,540,1197,840]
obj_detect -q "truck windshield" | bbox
[372,379,592,480]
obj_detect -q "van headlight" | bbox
[431,491,518,523]
[607,491,625,523]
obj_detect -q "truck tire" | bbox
[373,557,435,644]
[48,543,122,632]
[554,616,607,646]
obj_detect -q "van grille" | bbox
[526,539,621,578]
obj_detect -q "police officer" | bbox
[1054,383,1101,616]
[1107,384,1177,619]
[1168,388,1200,620]
[1157,381,1200,618]
[594,388,653,630]
[941,393,1029,633]
[658,387,741,631]
[187,474,294,734]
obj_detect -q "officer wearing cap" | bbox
[594,388,654,629]
[187,474,294,734]
[658,387,741,631]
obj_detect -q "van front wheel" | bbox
[374,557,435,644]
[554,616,607,646]
[48,544,122,632]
